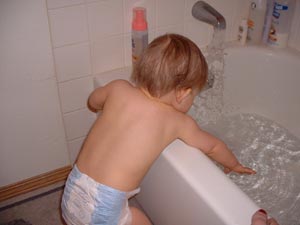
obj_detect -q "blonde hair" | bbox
[131,33,208,97]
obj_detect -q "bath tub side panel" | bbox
[137,140,259,225]
[137,152,225,225]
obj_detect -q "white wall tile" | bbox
[53,42,91,82]
[185,0,198,21]
[91,35,125,74]
[124,33,132,67]
[156,24,184,37]
[288,0,300,51]
[157,0,185,28]
[184,20,213,48]
[47,0,85,9]
[68,137,86,164]
[85,0,101,3]
[87,0,123,41]
[1,2,55,81]
[63,109,96,140]
[59,77,94,113]
[0,0,70,186]
[48,5,88,47]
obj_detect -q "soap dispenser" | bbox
[132,7,148,65]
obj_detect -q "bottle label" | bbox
[132,34,148,63]
[272,3,288,19]
[268,1,291,48]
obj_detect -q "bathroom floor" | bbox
[0,182,143,225]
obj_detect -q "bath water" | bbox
[189,30,300,225]
[189,30,228,123]
[202,113,300,225]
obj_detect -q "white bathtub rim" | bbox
[224,42,300,59]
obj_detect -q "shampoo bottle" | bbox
[238,19,248,45]
[132,7,148,65]
[268,0,295,48]
[247,0,267,44]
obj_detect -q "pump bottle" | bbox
[132,7,148,65]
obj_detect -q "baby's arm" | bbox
[88,85,109,112]
[87,80,125,112]
[178,116,255,174]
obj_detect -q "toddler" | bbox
[61,34,255,225]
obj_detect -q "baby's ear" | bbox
[175,88,192,103]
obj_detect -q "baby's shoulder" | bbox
[107,79,133,89]
[106,79,135,96]
[168,111,196,129]
[105,79,142,105]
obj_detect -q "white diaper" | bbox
[61,165,140,225]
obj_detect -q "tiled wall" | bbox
[0,0,70,186]
[289,1,300,48]
[46,0,300,163]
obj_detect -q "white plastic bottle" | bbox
[132,7,148,65]
[238,19,248,45]
[247,0,267,44]
[268,0,295,48]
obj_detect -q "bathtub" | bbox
[94,44,300,225]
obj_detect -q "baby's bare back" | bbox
[76,81,183,191]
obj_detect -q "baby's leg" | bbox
[130,206,152,225]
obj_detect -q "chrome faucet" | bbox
[192,1,226,91]
[192,1,226,30]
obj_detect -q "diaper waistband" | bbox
[71,164,140,198]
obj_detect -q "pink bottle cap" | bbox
[132,7,147,31]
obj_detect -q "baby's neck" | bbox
[140,88,174,108]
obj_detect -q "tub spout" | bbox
[192,1,226,30]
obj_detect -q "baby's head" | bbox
[131,33,208,98]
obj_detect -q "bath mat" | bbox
[0,219,32,225]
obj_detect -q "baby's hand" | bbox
[224,164,256,175]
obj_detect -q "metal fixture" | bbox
[192,1,226,30]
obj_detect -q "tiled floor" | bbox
[0,183,143,225]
